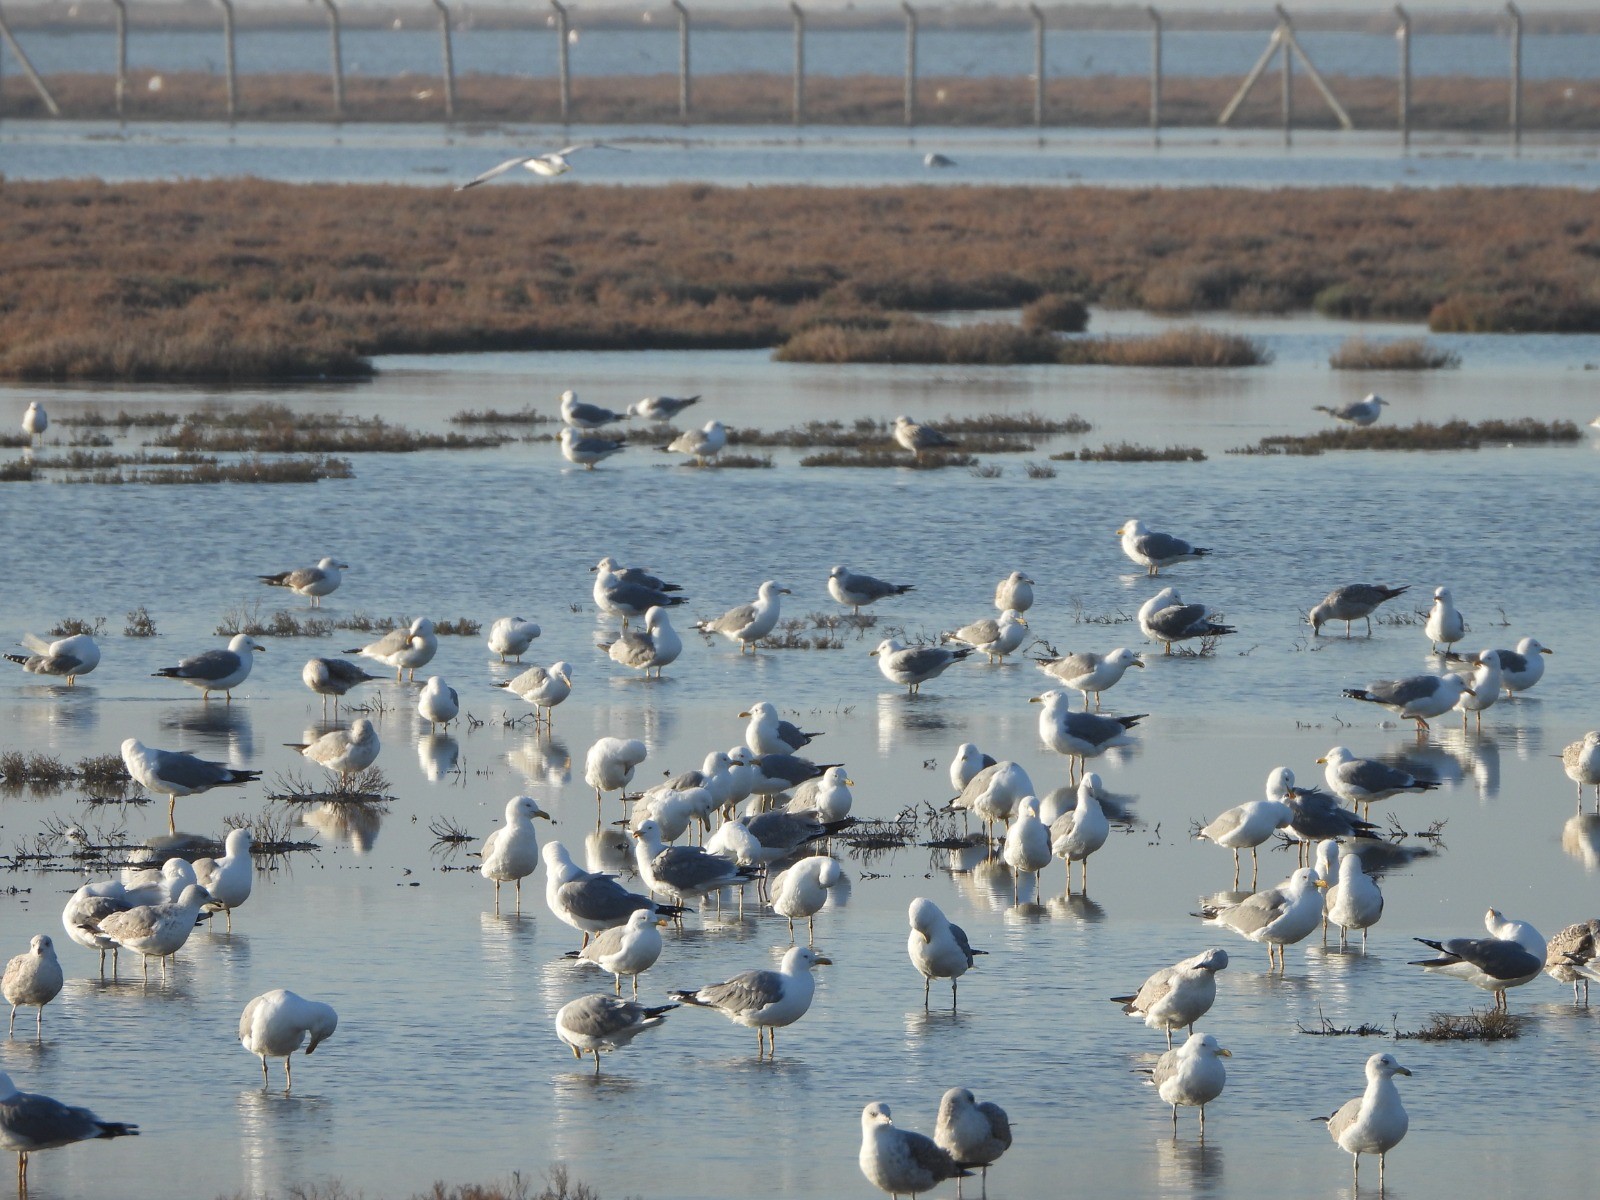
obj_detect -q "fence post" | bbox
[790,1,804,125]
[318,0,343,117]
[1148,5,1161,141]
[431,0,454,120]
[1505,1,1521,147]
[1281,12,1292,145]
[1394,5,1409,148]
[551,0,569,123]
[214,0,237,122]
[901,1,916,127]
[110,0,127,118]
[671,0,689,122]
[0,8,62,116]
[1029,4,1044,128]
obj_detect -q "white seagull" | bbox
[257,557,346,607]
[669,944,830,1058]
[1117,518,1211,576]
[479,795,554,912]
[695,581,790,653]
[859,1102,970,1198]
[1319,1053,1411,1186]
[4,632,101,687]
[239,989,339,1089]
[555,993,675,1075]
[0,1071,137,1190]
[908,897,984,1009]
[486,616,541,662]
[1147,1031,1230,1132]
[1111,947,1230,1048]
[2,936,63,1038]
[1035,646,1143,711]
[152,633,264,700]
[456,142,621,189]
[346,617,436,682]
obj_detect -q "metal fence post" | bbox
[901,1,916,127]
[318,0,343,117]
[214,0,237,121]
[790,2,803,125]
[431,0,454,120]
[1029,4,1044,128]
[1395,5,1410,148]
[551,0,569,123]
[1148,6,1161,141]
[110,0,127,118]
[1281,15,1292,146]
[0,8,62,116]
[672,0,689,122]
[1506,1,1521,147]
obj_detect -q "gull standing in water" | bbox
[1424,586,1465,654]
[287,719,381,784]
[486,617,541,663]
[949,743,997,792]
[695,581,790,652]
[994,570,1034,614]
[239,990,339,1089]
[859,1102,970,1198]
[669,945,830,1058]
[1035,647,1143,711]
[1325,850,1384,949]
[828,565,915,613]
[1117,519,1211,576]
[1343,672,1470,734]
[934,1088,1013,1193]
[559,390,630,429]
[663,420,727,465]
[556,994,676,1075]
[1138,588,1235,654]
[593,560,687,626]
[1454,649,1503,730]
[892,415,958,459]
[1545,919,1600,1003]
[568,909,663,995]
[1196,795,1293,887]
[559,426,626,469]
[1031,690,1143,782]
[121,739,260,833]
[152,634,264,701]
[1050,773,1110,893]
[1319,1053,1410,1186]
[770,857,844,943]
[1308,583,1409,637]
[1314,394,1388,426]
[3,936,63,1038]
[1410,908,1545,1010]
[541,842,685,947]
[586,737,647,816]
[1488,635,1552,697]
[191,828,255,932]
[479,796,554,913]
[872,638,973,695]
[5,632,100,687]
[1111,948,1230,1048]
[600,610,682,679]
[302,657,381,715]
[500,661,574,727]
[257,557,346,607]
[457,143,621,188]
[1196,867,1326,972]
[94,884,212,979]
[346,617,436,683]
[417,676,459,732]
[0,1071,138,1189]
[908,897,984,1009]
[1002,797,1052,900]
[944,610,1028,664]
[1317,746,1437,817]
[20,401,47,444]
[741,701,824,755]
[630,394,700,421]
[1562,731,1600,806]
[1146,1032,1230,1133]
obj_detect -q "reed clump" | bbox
[56,408,184,427]
[124,607,159,637]
[216,603,335,639]
[1329,336,1462,370]
[155,412,505,454]
[1053,443,1208,462]
[1233,418,1582,455]
[1021,293,1090,332]
[780,321,1268,367]
[799,449,979,469]
[1057,327,1271,367]
[449,407,554,425]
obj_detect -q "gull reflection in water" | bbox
[585,827,632,873]
[301,801,384,854]
[1046,893,1107,924]
[235,1086,335,1200]
[159,701,255,761]
[875,691,952,753]
[418,733,460,782]
[1563,813,1600,871]
[1154,1130,1225,1190]
[506,736,572,787]
[14,689,100,736]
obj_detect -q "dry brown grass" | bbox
[3,181,1598,381]
[1235,417,1582,455]
[1021,293,1090,333]
[1053,443,1207,462]
[1330,336,1462,370]
[779,321,1266,367]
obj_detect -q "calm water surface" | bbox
[1,317,1599,1199]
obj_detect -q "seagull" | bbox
[1145,1031,1230,1133]
[908,897,984,1009]
[540,841,685,947]
[1454,649,1503,730]
[1031,690,1143,782]
[934,1088,1012,1191]
[499,661,574,727]
[1309,583,1409,637]
[287,718,381,783]
[669,944,830,1058]
[872,638,973,695]
[120,738,261,833]
[301,657,381,715]
[633,818,758,906]
[948,762,1033,834]
[1002,797,1052,899]
[480,795,554,913]
[586,737,648,812]
[944,610,1028,664]
[994,571,1034,613]
[786,766,853,823]
[568,909,663,995]
[190,828,255,931]
[346,617,437,682]
[20,401,47,445]
[5,632,100,687]
[630,394,701,421]
[695,581,791,653]
[1137,587,1235,654]
[93,883,212,979]
[949,742,997,792]
[559,390,631,430]
[556,993,676,1075]
[828,565,914,614]
[1050,773,1111,893]
[1116,518,1211,576]
[593,560,688,625]
[1325,849,1384,949]
[1546,918,1600,1003]
[2,936,63,1038]
[892,415,958,458]
[591,557,684,593]
[859,1102,970,1198]
[1424,586,1466,653]
[1196,867,1326,972]
[257,557,346,607]
[663,420,727,465]
[486,617,541,662]
[456,142,621,189]
[417,676,459,731]
[1342,672,1470,733]
[1562,731,1600,806]
[1318,1053,1410,1186]
[239,989,338,1089]
[1410,908,1545,1010]
[1317,746,1437,816]
[1467,635,1552,697]
[1035,646,1143,711]
[1111,947,1230,1048]
[600,609,682,679]
[741,700,824,755]
[1196,798,1293,886]
[924,152,956,168]
[152,633,264,701]
[1276,769,1381,848]
[1314,394,1388,426]
[0,1071,138,1190]
[770,857,844,943]
[61,883,130,974]
[559,425,626,469]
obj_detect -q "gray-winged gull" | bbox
[568,909,663,995]
[479,795,554,912]
[1050,774,1111,892]
[892,415,958,458]
[1196,867,1325,971]
[593,563,688,625]
[500,661,574,726]
[1197,799,1293,885]
[1319,1053,1410,1186]
[600,608,682,678]
[1314,394,1388,426]
[559,390,630,429]
[1146,1031,1229,1132]
[1111,947,1229,1048]
[559,426,625,468]
[949,742,997,791]
[302,656,381,714]
[1409,908,1544,1010]
[632,818,758,905]
[586,737,647,810]
[1002,797,1052,898]
[592,557,683,593]
[2,936,63,1038]
[287,718,380,782]
[257,557,345,607]
[1137,587,1235,654]
[94,883,212,979]
[741,700,823,755]
[5,632,100,687]
[486,616,541,662]
[872,638,973,695]
[1325,850,1384,949]
[121,738,261,832]
[21,401,47,444]
[1424,586,1465,654]
[669,944,830,1057]
[908,897,984,1009]
[541,841,685,947]
[152,633,264,700]
[770,857,844,943]
[1453,649,1502,730]
[828,565,914,613]
[1117,519,1211,576]
[631,394,700,421]
[239,989,338,1088]
[1342,673,1469,732]
[1309,583,1408,637]
[663,420,727,465]
[994,571,1034,613]
[1031,690,1142,781]
[0,1071,137,1188]
[556,994,676,1076]
[1318,746,1437,815]
[191,828,254,931]
[1488,635,1552,696]
[944,610,1028,664]
[346,617,436,682]
[417,676,459,731]
[859,1102,970,1198]
[695,581,790,652]
[1035,646,1142,711]
[934,1088,1012,1190]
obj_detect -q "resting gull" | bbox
[949,743,997,792]
[1452,649,1502,730]
[632,818,758,905]
[2,936,63,1038]
[1050,774,1110,893]
[1197,798,1293,886]
[591,557,683,594]
[287,718,380,783]
[559,389,630,429]
[302,656,381,715]
[597,562,689,624]
[5,632,100,687]
[1309,583,1409,637]
[1342,672,1469,733]
[994,571,1034,614]
[786,766,853,823]
[1117,519,1211,577]
[694,581,790,653]
[1410,908,1544,1010]
[541,841,685,947]
[190,828,255,931]
[1111,947,1229,1048]
[1314,394,1388,426]
[1562,732,1600,806]
[1546,918,1600,1003]
[568,909,663,995]
[1196,867,1325,972]
[872,638,973,695]
[1145,1032,1229,1133]
[934,1088,1012,1190]
[944,610,1028,664]
[600,608,682,678]
[948,762,1033,834]
[1319,1053,1410,1186]
[828,565,914,614]
[558,426,625,469]
[239,989,338,1089]
[486,617,541,663]
[556,994,675,1075]
[500,661,574,727]
[346,617,436,683]
[1464,635,1551,697]
[1035,646,1142,711]
[1277,769,1381,848]
[257,557,345,607]
[1317,746,1437,816]
[1002,797,1052,899]
[770,857,844,943]
[663,419,727,465]
[908,897,985,1009]
[152,633,264,701]
[892,415,958,459]
[121,738,261,833]
[21,401,47,444]
[741,700,823,755]
[669,945,830,1058]
[1137,588,1235,654]
[94,883,212,979]
[1031,690,1143,781]
[0,1071,137,1189]
[586,737,648,811]
[480,795,554,912]
[631,394,700,421]
[1325,850,1384,949]
[859,1102,970,1198]
[1424,586,1465,654]
[417,675,459,732]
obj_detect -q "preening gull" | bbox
[948,761,1033,834]
[1050,774,1110,892]
[1424,586,1465,654]
[1275,768,1381,847]
[1318,746,1437,816]
[1314,394,1388,426]
[21,401,47,444]
[568,909,663,995]
[1035,646,1143,711]
[302,657,381,714]
[499,661,574,726]
[770,857,844,943]
[1342,672,1469,732]
[594,565,687,626]
[346,617,437,682]
[1196,867,1326,972]
[257,557,345,607]
[239,989,339,1088]
[872,638,973,695]
[479,796,554,912]
[556,994,676,1075]
[0,1070,138,1189]
[934,1088,1013,1189]
[828,565,914,613]
[1111,947,1229,1048]
[1146,1032,1229,1132]
[2,936,63,1038]
[121,738,261,833]
[892,415,958,458]
[859,1102,970,1198]
[541,841,685,947]
[908,897,985,1009]
[1410,908,1545,1010]
[994,571,1034,614]
[94,883,212,979]
[1309,583,1408,637]
[1325,850,1384,949]
[1117,519,1211,577]
[417,675,459,731]
[695,581,790,652]
[586,737,648,810]
[62,883,130,973]
[559,426,625,468]
[487,617,541,662]
[631,394,700,421]
[663,420,727,465]
[600,608,682,678]
[1319,1053,1410,1186]
[1563,732,1600,805]
[287,718,381,782]
[944,610,1028,664]
[5,632,100,686]
[191,828,255,931]
[152,633,264,700]
[1137,588,1235,654]
[591,558,684,594]
[669,945,830,1058]
[559,389,631,429]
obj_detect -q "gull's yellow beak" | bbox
[1029,695,1044,704]
[1396,1066,1412,1076]
[813,955,834,966]
[1018,618,1029,627]
[845,778,855,786]
[1313,879,1329,890]
[739,710,752,718]
[869,649,880,657]
[1132,659,1145,669]
[1541,647,1554,655]
[1217,1048,1233,1057]
[1315,757,1327,764]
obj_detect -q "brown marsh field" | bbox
[3,180,1598,381]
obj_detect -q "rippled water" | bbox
[2,317,1599,1199]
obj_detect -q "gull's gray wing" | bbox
[1342,758,1425,792]
[1325,1096,1364,1140]
[1150,1046,1182,1088]
[1133,531,1196,560]
[569,433,624,454]
[563,994,645,1037]
[355,627,412,656]
[149,751,239,790]
[1215,890,1288,936]
[695,968,786,1015]
[897,646,960,675]
[1146,604,1215,640]
[1059,711,1132,746]
[745,811,826,851]
[1416,937,1541,980]
[752,755,827,788]
[605,631,657,667]
[1129,968,1177,1013]
[653,846,738,890]
[168,649,242,681]
[703,603,759,633]
[323,658,380,689]
[1362,676,1440,707]
[841,570,905,601]
[948,922,980,965]
[953,619,1002,645]
[0,1092,112,1148]
[559,876,650,923]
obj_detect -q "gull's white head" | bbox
[757,580,791,599]
[869,638,906,658]
[1367,1052,1410,1079]
[1433,587,1452,603]
[782,945,832,972]
[862,1101,895,1128]
[228,634,266,654]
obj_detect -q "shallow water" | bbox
[2,320,1600,1199]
